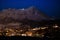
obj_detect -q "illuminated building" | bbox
[41,27,46,29]
[32,27,40,31]
[53,24,58,28]
[26,31,33,36]
[21,34,26,36]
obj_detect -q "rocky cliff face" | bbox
[0,6,50,22]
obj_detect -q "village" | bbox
[0,22,59,38]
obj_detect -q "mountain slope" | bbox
[0,6,51,22]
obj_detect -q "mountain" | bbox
[0,6,52,22]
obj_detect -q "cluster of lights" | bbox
[0,24,59,38]
[0,27,47,37]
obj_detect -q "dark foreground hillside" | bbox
[0,36,60,40]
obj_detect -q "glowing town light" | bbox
[41,35,44,37]
[7,33,16,36]
[53,25,58,28]
[27,33,32,36]
[21,34,26,36]
[10,33,15,36]
[26,32,33,36]
[20,30,23,32]
[41,27,47,29]
[32,28,40,30]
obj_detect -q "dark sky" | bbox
[0,0,60,19]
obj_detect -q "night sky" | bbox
[0,0,60,19]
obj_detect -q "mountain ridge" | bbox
[0,6,53,22]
